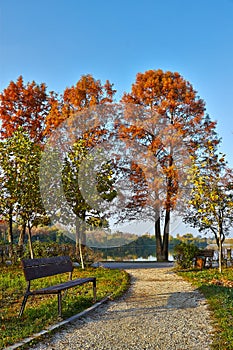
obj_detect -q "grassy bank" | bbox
[177,267,233,350]
[0,265,130,349]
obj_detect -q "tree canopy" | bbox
[44,74,116,136]
[0,76,51,143]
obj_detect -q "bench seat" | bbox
[27,277,96,295]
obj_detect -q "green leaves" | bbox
[184,145,233,272]
[0,129,47,231]
[62,138,117,227]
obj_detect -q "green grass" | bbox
[177,267,233,350]
[0,265,130,349]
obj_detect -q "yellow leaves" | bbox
[202,217,210,225]
[210,194,219,201]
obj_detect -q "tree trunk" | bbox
[7,209,14,258]
[155,216,163,261]
[155,210,170,262]
[27,223,34,259]
[78,238,85,269]
[218,225,223,273]
[75,218,84,269]
[155,150,173,262]
[162,208,170,261]
[18,222,26,257]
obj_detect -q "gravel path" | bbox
[31,267,214,350]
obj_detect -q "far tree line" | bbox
[0,70,232,271]
[3,223,231,263]
[0,223,210,262]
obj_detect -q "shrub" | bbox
[173,242,200,269]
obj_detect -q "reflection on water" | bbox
[94,243,175,262]
[134,254,174,262]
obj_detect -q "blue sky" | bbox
[0,0,233,237]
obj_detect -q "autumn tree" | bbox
[0,76,51,143]
[44,74,116,136]
[184,144,233,272]
[120,69,218,261]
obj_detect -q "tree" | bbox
[0,76,51,143]
[184,145,233,272]
[0,129,48,258]
[41,75,116,265]
[0,142,16,256]
[120,69,218,261]
[62,137,117,266]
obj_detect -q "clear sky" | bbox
[0,0,233,237]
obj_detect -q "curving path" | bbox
[31,266,214,350]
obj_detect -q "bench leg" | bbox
[58,292,62,317]
[19,294,28,318]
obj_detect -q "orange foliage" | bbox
[121,69,206,130]
[120,69,217,213]
[44,74,116,136]
[0,76,51,143]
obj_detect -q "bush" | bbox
[173,242,200,269]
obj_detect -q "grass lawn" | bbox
[0,264,130,349]
[177,267,233,350]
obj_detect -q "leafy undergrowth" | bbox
[0,265,130,349]
[177,267,233,350]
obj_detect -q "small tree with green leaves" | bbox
[184,144,233,272]
[0,129,48,259]
[61,138,117,267]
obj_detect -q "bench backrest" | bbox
[21,256,73,281]
[197,249,215,258]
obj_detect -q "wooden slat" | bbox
[22,256,71,268]
[22,256,73,281]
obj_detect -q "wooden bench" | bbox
[19,256,96,318]
[194,249,215,269]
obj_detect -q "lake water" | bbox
[135,254,174,262]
